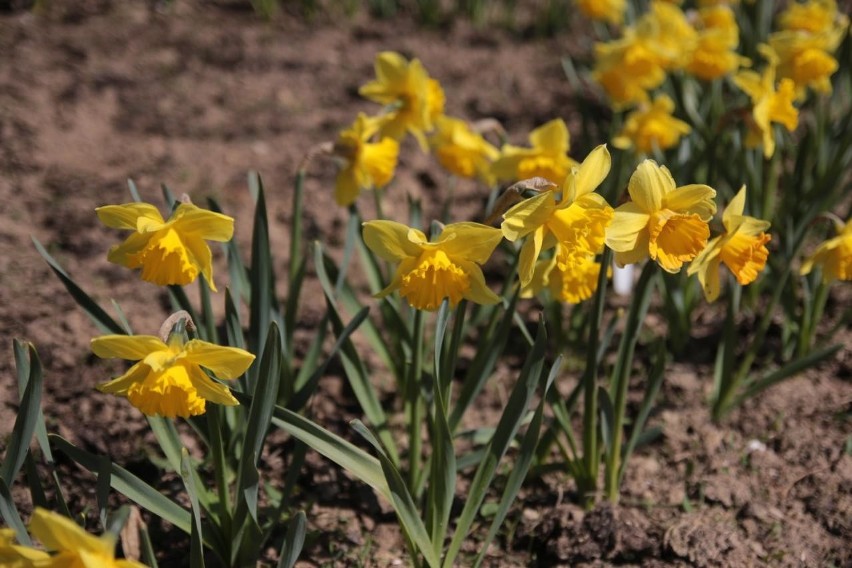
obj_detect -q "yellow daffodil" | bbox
[733,49,799,158]
[635,1,698,71]
[0,528,49,567]
[501,144,613,286]
[575,0,625,26]
[769,31,843,98]
[362,220,502,311]
[688,186,771,301]
[522,246,605,304]
[92,333,255,418]
[801,217,852,283]
[612,95,691,154]
[491,119,577,184]
[5,508,147,567]
[687,6,748,80]
[97,202,233,291]
[606,160,717,272]
[359,51,445,151]
[333,113,399,207]
[593,33,667,107]
[429,116,499,185]
[779,0,843,35]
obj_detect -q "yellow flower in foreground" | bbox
[429,116,499,185]
[733,51,799,158]
[363,220,502,311]
[606,160,716,272]
[333,113,399,207]
[612,95,691,154]
[92,333,255,418]
[576,0,625,26]
[16,508,146,567]
[688,186,771,301]
[491,119,577,184]
[501,144,613,286]
[0,528,49,567]
[97,202,233,291]
[359,51,445,150]
[593,33,667,107]
[801,218,852,283]
[523,246,605,304]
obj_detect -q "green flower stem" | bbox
[604,260,656,503]
[290,169,306,292]
[206,407,232,527]
[199,278,216,344]
[762,149,780,222]
[798,279,829,358]
[577,248,612,506]
[406,309,426,493]
[441,300,467,408]
[372,185,386,221]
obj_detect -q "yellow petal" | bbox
[29,508,114,557]
[605,202,651,252]
[628,160,674,212]
[436,222,503,264]
[723,185,747,227]
[501,192,557,241]
[529,119,569,154]
[664,184,717,219]
[457,259,501,305]
[699,257,723,302]
[335,167,360,207]
[91,335,167,360]
[185,364,239,406]
[518,227,545,287]
[97,362,150,395]
[649,212,710,273]
[361,138,400,188]
[182,341,256,379]
[96,203,164,230]
[182,233,216,292]
[362,220,425,262]
[174,204,235,242]
[106,232,153,268]
[613,229,651,267]
[573,144,611,199]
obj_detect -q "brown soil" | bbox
[1,2,850,567]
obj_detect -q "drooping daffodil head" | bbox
[688,186,772,301]
[96,201,234,291]
[522,245,606,305]
[92,332,255,419]
[491,119,577,185]
[800,217,852,284]
[362,220,503,311]
[612,94,692,154]
[333,113,400,207]
[429,116,499,185]
[605,159,717,273]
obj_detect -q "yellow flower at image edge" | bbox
[97,202,234,291]
[605,160,716,272]
[1,508,146,567]
[801,218,852,283]
[363,220,503,311]
[92,334,255,418]
[688,186,771,301]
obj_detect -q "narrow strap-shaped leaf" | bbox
[32,237,124,334]
[444,319,548,567]
[351,420,440,568]
[277,511,306,568]
[248,172,278,367]
[473,355,560,568]
[1,343,43,487]
[51,434,191,533]
[127,178,142,202]
[0,477,31,545]
[13,341,53,464]
[292,312,329,396]
[181,450,206,568]
[314,242,398,464]
[139,520,159,567]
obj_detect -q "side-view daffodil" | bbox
[522,245,606,304]
[593,32,667,108]
[612,95,692,154]
[575,0,625,26]
[359,51,445,151]
[800,217,852,283]
[733,47,799,158]
[96,201,234,291]
[429,116,499,185]
[688,186,771,301]
[333,113,400,207]
[501,144,613,286]
[362,220,503,311]
[1,508,147,567]
[92,332,255,418]
[769,30,843,98]
[491,119,577,184]
[686,5,748,81]
[606,159,716,272]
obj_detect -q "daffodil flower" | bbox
[612,95,692,154]
[606,160,717,272]
[688,186,771,301]
[491,119,577,184]
[769,31,843,98]
[333,113,400,207]
[359,51,445,151]
[522,245,605,304]
[686,6,748,81]
[501,144,613,286]
[801,217,852,283]
[362,220,503,311]
[96,202,234,291]
[429,116,499,185]
[733,48,799,158]
[1,508,147,567]
[779,0,844,35]
[92,333,255,418]
[576,0,626,26]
